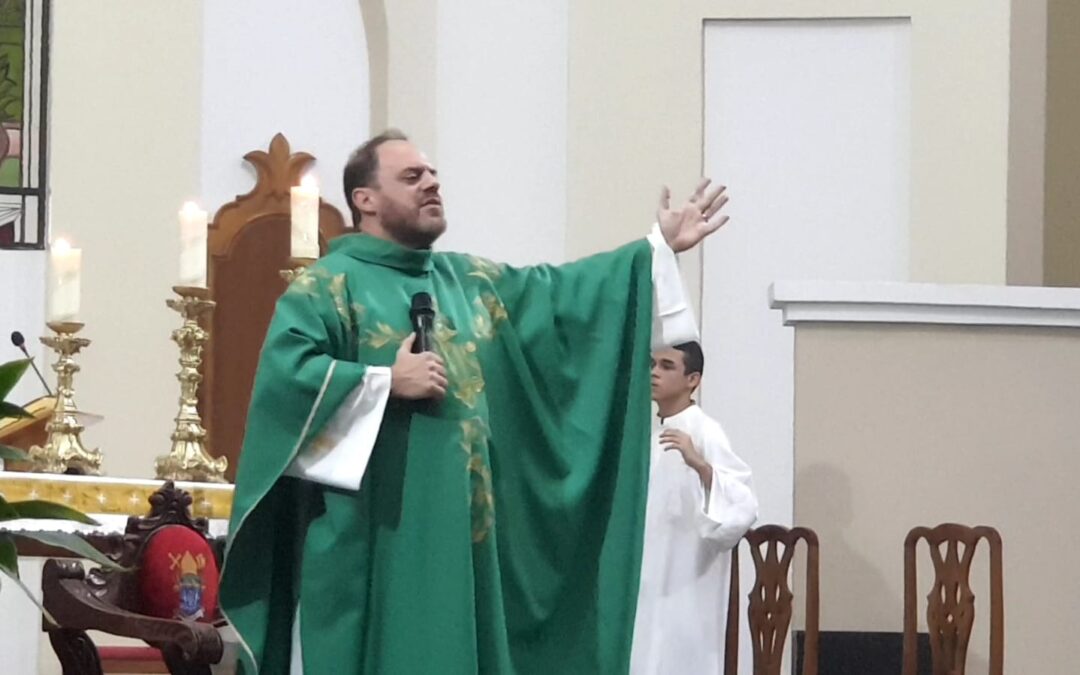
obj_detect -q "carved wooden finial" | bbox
[241,133,317,201]
[208,133,337,255]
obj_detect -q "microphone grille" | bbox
[411,292,433,312]
[10,331,24,348]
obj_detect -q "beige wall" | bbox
[49,1,202,477]
[1007,0,1047,285]
[379,0,437,156]
[567,0,1013,287]
[794,322,1080,672]
[1044,0,1080,287]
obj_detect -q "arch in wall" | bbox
[358,0,388,132]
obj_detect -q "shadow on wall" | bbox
[797,462,896,626]
[797,462,993,673]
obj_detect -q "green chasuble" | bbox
[220,233,655,674]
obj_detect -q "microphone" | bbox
[409,292,435,354]
[10,331,53,396]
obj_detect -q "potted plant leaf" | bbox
[0,357,124,620]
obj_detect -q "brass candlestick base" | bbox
[280,256,316,282]
[29,322,103,475]
[154,286,228,483]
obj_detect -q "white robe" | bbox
[630,404,758,675]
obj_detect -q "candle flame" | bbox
[181,201,204,216]
[301,174,318,190]
[52,238,72,253]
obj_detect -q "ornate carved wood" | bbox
[202,134,347,480]
[41,481,226,674]
[48,628,104,675]
[725,525,820,675]
[903,524,1004,675]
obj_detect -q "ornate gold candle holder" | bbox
[154,286,228,483]
[280,256,316,282]
[29,321,103,475]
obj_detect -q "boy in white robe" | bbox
[630,341,759,675]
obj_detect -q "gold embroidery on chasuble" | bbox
[466,255,504,284]
[460,418,495,544]
[287,266,368,346]
[362,322,406,350]
[431,269,512,545]
[433,315,486,410]
[284,265,327,298]
[302,432,338,463]
[327,273,354,330]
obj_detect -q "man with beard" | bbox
[220,129,730,675]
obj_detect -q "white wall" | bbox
[701,18,912,527]
[0,251,46,407]
[434,1,568,266]
[0,559,44,674]
[48,1,203,478]
[702,23,910,670]
[201,0,370,218]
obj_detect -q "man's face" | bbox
[361,140,446,248]
[650,348,699,403]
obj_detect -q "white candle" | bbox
[290,175,320,259]
[48,238,81,322]
[178,201,208,287]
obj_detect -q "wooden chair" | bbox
[41,482,226,675]
[202,133,347,480]
[725,524,820,675]
[903,524,1003,675]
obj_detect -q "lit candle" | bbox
[48,238,81,322]
[290,174,320,259]
[178,201,208,287]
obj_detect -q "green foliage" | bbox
[0,51,20,122]
[0,356,126,620]
[0,357,31,458]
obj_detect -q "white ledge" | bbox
[769,281,1080,328]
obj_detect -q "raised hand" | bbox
[390,333,448,400]
[660,428,713,489]
[657,178,729,253]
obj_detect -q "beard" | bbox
[381,199,447,249]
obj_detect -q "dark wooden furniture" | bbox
[903,523,1004,675]
[725,524,820,675]
[41,482,225,675]
[202,133,347,480]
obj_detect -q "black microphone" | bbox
[11,331,53,396]
[409,293,435,354]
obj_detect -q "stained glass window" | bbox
[0,0,48,250]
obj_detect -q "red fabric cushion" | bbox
[138,525,219,622]
[97,646,164,661]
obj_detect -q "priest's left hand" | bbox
[657,178,729,253]
[660,428,714,489]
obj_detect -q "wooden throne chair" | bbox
[202,134,347,480]
[41,481,227,674]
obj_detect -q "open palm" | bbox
[657,178,729,253]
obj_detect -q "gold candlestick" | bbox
[154,286,228,483]
[280,256,316,283]
[29,322,103,475]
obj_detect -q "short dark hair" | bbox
[342,128,409,227]
[674,341,704,377]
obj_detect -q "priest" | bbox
[219,129,730,675]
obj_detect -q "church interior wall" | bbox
[794,322,1080,672]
